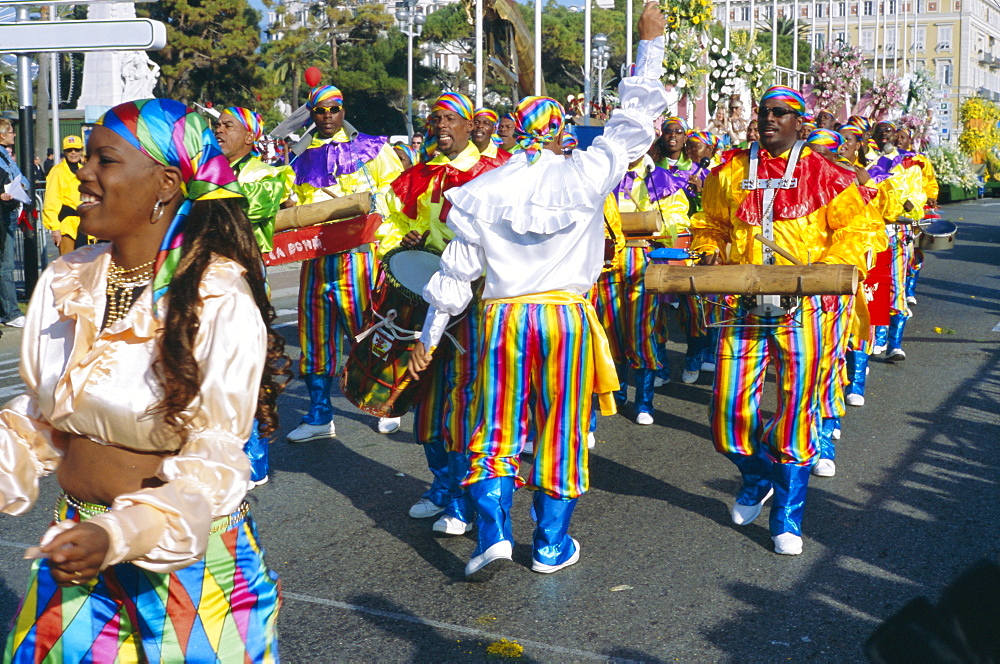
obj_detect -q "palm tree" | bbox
[756,16,812,40]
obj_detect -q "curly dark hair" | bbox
[151,198,291,438]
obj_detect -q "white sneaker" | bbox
[681,369,699,384]
[587,432,596,449]
[4,316,25,328]
[636,412,654,425]
[522,440,535,455]
[531,538,580,574]
[653,376,669,387]
[249,475,269,488]
[812,458,836,477]
[832,427,841,441]
[906,295,917,305]
[377,417,401,434]
[846,393,865,407]
[773,532,803,555]
[700,361,716,372]
[873,344,887,355]
[287,421,336,443]
[886,348,906,362]
[408,497,446,519]
[432,514,473,535]
[466,540,513,581]
[731,487,774,526]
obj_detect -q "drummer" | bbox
[284,83,405,442]
[375,92,507,535]
[471,107,512,164]
[214,106,290,486]
[690,85,869,556]
[894,124,937,306]
[409,2,669,580]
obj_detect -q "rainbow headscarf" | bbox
[687,130,719,149]
[806,128,844,150]
[847,115,872,132]
[97,99,244,314]
[838,124,863,140]
[875,120,897,132]
[474,107,499,125]
[662,116,689,132]
[513,96,565,165]
[422,92,474,157]
[307,85,343,110]
[223,106,265,157]
[759,86,806,115]
[561,133,579,152]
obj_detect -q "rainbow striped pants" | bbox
[620,246,661,370]
[816,296,855,419]
[414,305,482,454]
[5,497,280,663]
[463,301,594,499]
[298,251,375,376]
[710,296,825,465]
[588,269,627,366]
[888,229,912,317]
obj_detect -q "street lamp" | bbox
[395,0,425,141]
[591,33,610,117]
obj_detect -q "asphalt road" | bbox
[0,200,997,662]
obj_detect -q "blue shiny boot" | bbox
[466,477,516,581]
[655,342,670,385]
[412,438,451,516]
[845,349,869,407]
[614,363,628,405]
[702,327,720,371]
[873,325,888,354]
[769,462,812,555]
[302,373,334,425]
[886,313,909,363]
[633,368,656,424]
[244,420,270,486]
[724,452,774,525]
[434,452,474,534]
[812,419,837,478]
[531,491,580,573]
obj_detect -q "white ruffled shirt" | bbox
[419,37,669,349]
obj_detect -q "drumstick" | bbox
[320,187,340,199]
[754,234,805,266]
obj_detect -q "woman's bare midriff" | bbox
[57,436,168,506]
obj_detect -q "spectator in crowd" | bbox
[0,119,27,328]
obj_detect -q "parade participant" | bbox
[497,113,519,152]
[610,148,688,423]
[286,83,404,441]
[215,106,290,487]
[472,107,511,163]
[797,114,817,140]
[1,99,285,662]
[870,120,925,362]
[394,141,417,169]
[376,92,507,533]
[895,125,937,305]
[691,85,868,555]
[816,109,838,130]
[408,2,668,580]
[561,133,579,155]
[42,135,88,255]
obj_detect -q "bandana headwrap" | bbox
[806,128,844,150]
[759,86,806,115]
[97,99,244,315]
[687,130,719,149]
[801,121,818,133]
[561,133,579,152]
[223,106,265,157]
[513,96,565,165]
[307,85,343,110]
[422,92,474,158]
[847,115,872,132]
[875,120,897,132]
[838,124,863,140]
[474,107,499,125]
[662,116,689,132]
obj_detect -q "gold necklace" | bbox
[106,258,154,326]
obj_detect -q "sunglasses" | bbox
[662,128,686,135]
[312,106,342,115]
[757,107,800,118]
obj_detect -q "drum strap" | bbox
[743,140,804,265]
[355,308,467,354]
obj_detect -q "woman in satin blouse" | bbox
[1,99,289,663]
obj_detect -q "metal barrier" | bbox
[11,187,54,302]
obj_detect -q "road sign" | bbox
[0,18,166,53]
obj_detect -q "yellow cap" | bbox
[62,135,84,151]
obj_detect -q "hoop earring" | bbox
[151,199,164,222]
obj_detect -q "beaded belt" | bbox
[56,493,251,535]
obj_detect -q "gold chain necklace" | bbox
[106,258,154,326]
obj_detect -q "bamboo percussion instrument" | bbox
[645,264,858,295]
[753,233,805,266]
[619,210,662,235]
[274,192,374,232]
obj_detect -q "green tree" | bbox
[139,0,263,105]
